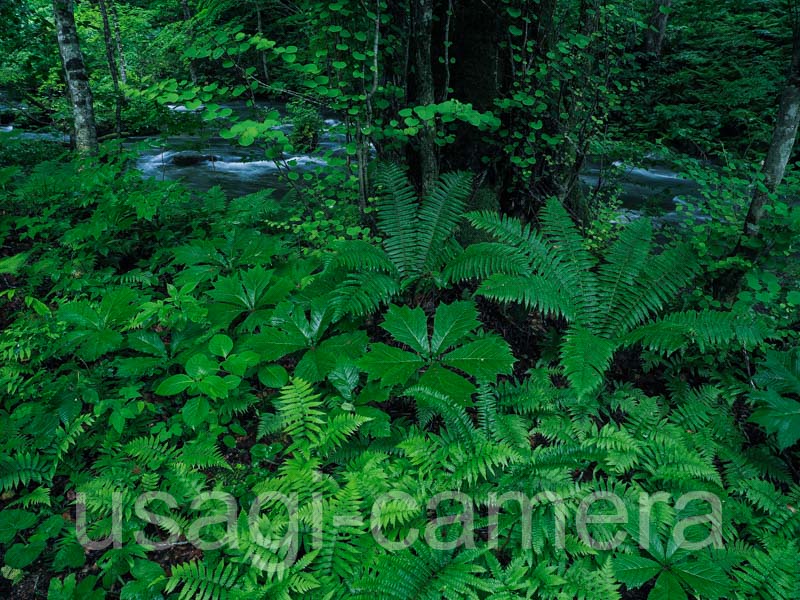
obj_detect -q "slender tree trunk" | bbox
[643,0,672,57]
[744,26,800,235]
[52,0,97,155]
[98,0,122,137]
[180,0,198,84]
[412,0,438,195]
[110,0,127,83]
[253,0,270,83]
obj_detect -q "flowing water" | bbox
[1,100,703,221]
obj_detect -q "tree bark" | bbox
[109,0,127,83]
[643,0,672,57]
[253,0,270,83]
[743,26,800,235]
[412,0,438,195]
[52,0,98,155]
[180,0,198,84]
[98,0,122,137]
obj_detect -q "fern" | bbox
[165,559,240,600]
[456,198,768,397]
[327,165,473,318]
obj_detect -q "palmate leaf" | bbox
[242,326,308,361]
[381,305,430,355]
[431,301,480,354]
[441,336,516,381]
[651,571,687,600]
[749,390,800,450]
[359,343,425,386]
[673,561,730,599]
[612,555,663,588]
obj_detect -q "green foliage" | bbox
[1,0,800,597]
[452,198,769,397]
[323,165,473,318]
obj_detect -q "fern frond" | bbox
[417,171,472,272]
[478,273,578,320]
[165,559,240,600]
[0,453,53,491]
[443,242,530,283]
[324,240,397,274]
[625,310,770,354]
[375,164,419,278]
[332,272,401,320]
[275,379,325,451]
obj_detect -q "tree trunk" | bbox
[643,0,672,57]
[110,0,127,83]
[412,0,438,195]
[253,0,270,83]
[180,0,198,84]
[52,0,97,155]
[743,27,800,235]
[98,0,122,137]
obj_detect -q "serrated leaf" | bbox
[431,301,480,354]
[182,396,210,428]
[441,337,515,381]
[381,305,430,355]
[612,555,662,588]
[359,343,425,386]
[650,571,687,600]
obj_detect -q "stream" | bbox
[1,101,703,223]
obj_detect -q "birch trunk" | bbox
[53,0,98,155]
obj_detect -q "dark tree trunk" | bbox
[98,0,122,137]
[744,26,800,235]
[497,0,560,220]
[412,0,438,195]
[53,0,97,155]
[643,0,672,57]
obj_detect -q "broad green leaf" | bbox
[197,375,230,399]
[442,336,515,381]
[5,540,46,569]
[673,561,730,599]
[612,555,662,588]
[259,364,289,388]
[156,374,194,396]
[750,389,800,450]
[182,396,210,428]
[0,510,37,544]
[128,330,167,357]
[418,364,476,405]
[381,305,430,355]
[244,326,308,361]
[359,343,425,386]
[649,571,687,600]
[431,301,480,354]
[185,354,218,379]
[209,334,234,357]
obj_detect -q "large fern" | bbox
[325,165,473,318]
[449,198,769,397]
